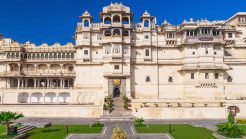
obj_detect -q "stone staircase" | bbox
[100,97,134,121]
[17,125,35,134]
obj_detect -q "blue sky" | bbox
[0,0,245,45]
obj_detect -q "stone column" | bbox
[34,64,37,72]
[47,64,50,73]
[34,78,36,88]
[17,78,20,88]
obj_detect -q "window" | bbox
[167,33,174,38]
[168,77,173,83]
[192,52,195,55]
[113,29,121,36]
[69,66,73,71]
[96,51,98,54]
[228,33,233,38]
[113,15,120,23]
[84,20,89,27]
[214,52,217,55]
[205,73,209,79]
[191,73,194,79]
[205,49,208,54]
[215,73,219,79]
[145,49,150,56]
[227,76,232,82]
[84,50,88,55]
[122,17,129,24]
[146,76,150,82]
[144,20,149,27]
[114,65,119,70]
[144,35,149,39]
[122,30,129,36]
[104,30,111,36]
[104,17,111,24]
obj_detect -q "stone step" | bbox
[18,125,35,134]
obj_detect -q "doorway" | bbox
[113,87,120,98]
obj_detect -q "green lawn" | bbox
[239,125,246,135]
[135,124,216,139]
[26,125,103,139]
[0,125,5,134]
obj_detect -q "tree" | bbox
[228,111,235,124]
[0,111,24,135]
[111,127,127,139]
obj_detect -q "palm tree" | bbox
[0,111,24,135]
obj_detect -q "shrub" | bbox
[228,112,235,124]
[111,127,127,139]
[134,117,146,127]
[91,121,104,127]
[218,122,242,138]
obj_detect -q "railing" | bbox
[3,87,74,90]
[25,58,75,62]
[0,71,75,76]
[224,57,246,62]
[185,35,223,43]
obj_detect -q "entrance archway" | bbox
[113,87,120,98]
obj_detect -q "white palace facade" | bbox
[0,3,246,119]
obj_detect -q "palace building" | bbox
[0,3,246,119]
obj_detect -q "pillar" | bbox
[17,78,20,88]
[34,78,37,88]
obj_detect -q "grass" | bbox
[0,125,5,134]
[239,124,246,135]
[26,125,103,139]
[135,124,217,139]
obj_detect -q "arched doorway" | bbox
[113,87,120,98]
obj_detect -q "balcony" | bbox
[25,58,75,62]
[185,35,223,44]
[24,71,75,77]
[0,71,22,77]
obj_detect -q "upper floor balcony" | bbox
[25,57,75,62]
[184,34,223,44]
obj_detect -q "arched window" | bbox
[168,76,173,83]
[122,17,129,24]
[37,54,40,59]
[62,53,65,58]
[215,73,219,79]
[104,17,111,24]
[45,53,48,58]
[71,53,74,58]
[84,20,89,27]
[191,73,194,79]
[58,53,61,58]
[227,76,232,82]
[113,15,120,23]
[205,73,209,79]
[144,20,149,27]
[41,54,44,59]
[16,53,19,58]
[146,76,150,82]
[113,29,121,36]
[104,30,111,36]
[123,30,129,36]
[7,53,10,58]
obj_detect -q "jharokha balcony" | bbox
[185,34,223,44]
[0,70,76,77]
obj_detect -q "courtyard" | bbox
[0,118,240,139]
